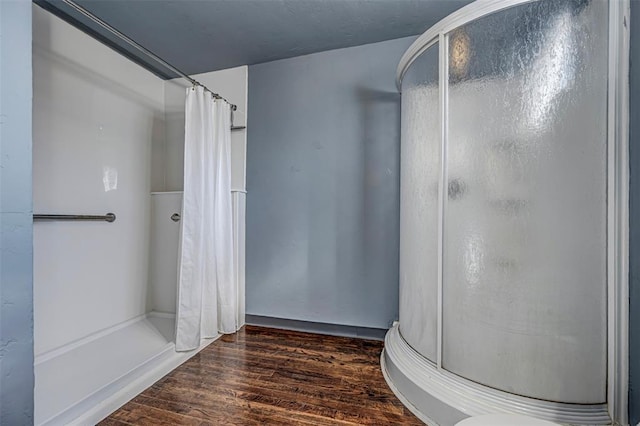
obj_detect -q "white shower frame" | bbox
[385,0,630,424]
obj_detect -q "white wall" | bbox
[162,67,248,192]
[148,192,182,314]
[32,6,165,356]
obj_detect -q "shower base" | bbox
[34,312,217,425]
[381,324,611,426]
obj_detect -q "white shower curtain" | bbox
[175,86,237,352]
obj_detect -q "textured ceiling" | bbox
[39,0,473,78]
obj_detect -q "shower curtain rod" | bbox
[61,0,238,112]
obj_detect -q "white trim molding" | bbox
[436,31,448,370]
[396,0,536,90]
[607,0,630,424]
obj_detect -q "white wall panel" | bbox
[32,5,165,355]
[148,193,182,314]
[162,66,248,192]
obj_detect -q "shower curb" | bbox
[381,324,611,426]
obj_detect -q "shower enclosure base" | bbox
[34,312,217,425]
[381,325,611,426]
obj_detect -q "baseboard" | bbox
[245,314,387,341]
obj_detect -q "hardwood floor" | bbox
[100,325,423,425]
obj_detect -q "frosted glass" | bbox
[399,45,439,362]
[442,0,608,403]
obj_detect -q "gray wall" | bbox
[0,0,34,424]
[246,36,414,330]
[630,2,640,423]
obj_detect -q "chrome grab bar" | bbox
[33,213,116,223]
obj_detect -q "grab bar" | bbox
[33,213,116,223]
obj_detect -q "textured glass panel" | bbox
[443,0,608,403]
[399,44,439,362]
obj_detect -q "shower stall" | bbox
[381,0,629,425]
[31,3,247,424]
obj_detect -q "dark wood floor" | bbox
[100,325,423,425]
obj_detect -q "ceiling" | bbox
[37,0,472,78]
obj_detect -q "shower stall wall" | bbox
[382,0,629,425]
[32,5,248,424]
[31,7,202,425]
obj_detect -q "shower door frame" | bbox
[393,0,630,424]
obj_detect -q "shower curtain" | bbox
[175,86,236,352]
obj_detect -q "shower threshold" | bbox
[34,312,217,426]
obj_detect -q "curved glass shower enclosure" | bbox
[383,0,627,425]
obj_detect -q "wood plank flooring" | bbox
[100,325,423,425]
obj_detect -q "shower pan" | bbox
[381,0,629,425]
